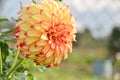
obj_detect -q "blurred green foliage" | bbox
[108,27,120,79]
[108,27,120,55]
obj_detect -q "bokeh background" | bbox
[0,0,120,80]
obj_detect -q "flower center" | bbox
[47,24,69,45]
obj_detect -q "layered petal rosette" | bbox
[13,0,77,67]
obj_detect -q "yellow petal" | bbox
[32,23,46,33]
[63,47,68,59]
[36,55,45,62]
[27,54,36,60]
[18,31,27,38]
[19,7,28,14]
[61,5,70,16]
[30,51,40,55]
[29,44,43,52]
[69,17,75,24]
[35,40,47,46]
[20,14,38,24]
[57,8,64,18]
[66,42,72,53]
[22,45,29,50]
[25,29,41,37]
[54,55,62,66]
[20,23,31,31]
[45,50,54,58]
[31,14,42,22]
[43,56,53,65]
[59,44,65,55]
[35,55,45,65]
[40,22,51,30]
[62,14,71,24]
[55,45,60,55]
[16,38,24,44]
[15,21,24,27]
[70,28,77,35]
[36,58,45,64]
[41,44,50,54]
[25,37,39,45]
[21,49,29,55]
[41,10,51,20]
[27,6,40,14]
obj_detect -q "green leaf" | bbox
[0,42,9,63]
[1,29,14,36]
[27,73,34,80]
[13,72,27,80]
[22,59,36,69]
[11,17,18,22]
[0,74,6,80]
[0,18,8,22]
[0,25,2,28]
[38,66,50,72]
[32,0,36,3]
[59,0,62,1]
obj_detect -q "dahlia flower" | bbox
[13,0,77,67]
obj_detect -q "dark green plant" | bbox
[108,27,120,59]
[108,26,120,79]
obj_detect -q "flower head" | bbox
[13,0,77,67]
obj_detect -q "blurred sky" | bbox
[0,0,120,38]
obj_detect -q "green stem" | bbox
[0,47,3,74]
[6,51,23,79]
[6,58,23,79]
[9,51,19,72]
